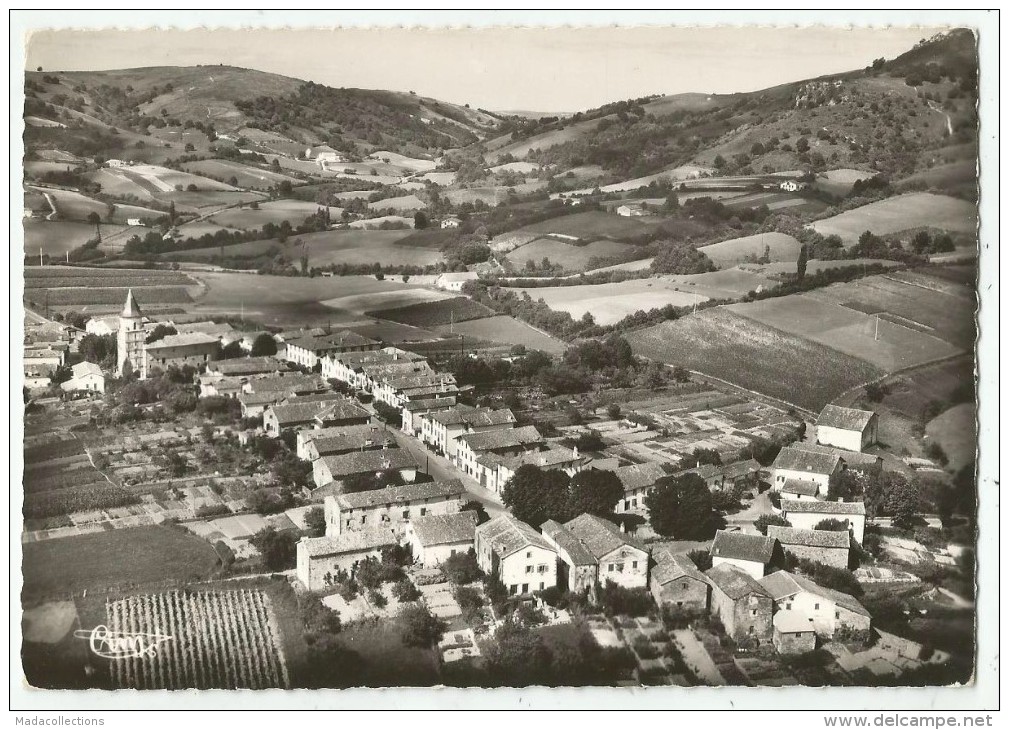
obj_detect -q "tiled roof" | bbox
[564,513,648,558]
[766,526,850,550]
[410,511,478,547]
[300,528,397,557]
[239,392,285,407]
[304,425,392,455]
[705,563,770,601]
[269,396,365,426]
[334,479,464,510]
[432,406,516,429]
[759,570,869,617]
[403,397,458,412]
[781,499,866,516]
[335,347,425,368]
[384,373,457,390]
[288,331,379,353]
[457,425,542,452]
[71,361,103,378]
[711,530,776,564]
[318,448,418,480]
[211,357,286,376]
[651,552,709,587]
[721,458,765,480]
[491,445,585,472]
[780,479,821,497]
[176,321,239,337]
[772,445,842,476]
[818,404,875,432]
[247,373,326,393]
[541,520,597,566]
[613,462,669,493]
[145,332,220,350]
[476,513,554,558]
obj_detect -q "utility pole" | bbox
[39,247,43,267]
[875,314,879,342]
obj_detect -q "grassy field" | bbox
[24,266,196,288]
[368,296,496,327]
[661,268,777,299]
[859,357,973,422]
[334,618,440,687]
[24,220,139,257]
[698,232,801,268]
[722,191,824,214]
[21,525,222,599]
[926,402,976,471]
[435,315,566,354]
[208,200,343,230]
[815,168,875,197]
[517,210,658,241]
[804,271,976,349]
[505,238,633,272]
[516,279,704,326]
[367,194,426,212]
[809,193,978,245]
[627,307,883,412]
[896,161,977,198]
[30,187,163,225]
[181,159,301,190]
[725,295,962,372]
[323,287,452,316]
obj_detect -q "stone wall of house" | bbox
[782,544,850,569]
[651,576,709,613]
[773,627,816,655]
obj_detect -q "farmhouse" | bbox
[650,549,710,615]
[24,347,65,368]
[613,462,670,513]
[766,526,850,569]
[771,444,845,497]
[296,423,393,461]
[541,514,649,593]
[779,479,822,501]
[710,530,781,579]
[772,611,817,655]
[324,479,465,536]
[60,361,105,394]
[435,271,478,291]
[284,331,381,370]
[780,499,866,543]
[475,514,558,596]
[705,564,774,644]
[616,203,647,217]
[263,396,370,437]
[419,406,516,460]
[143,332,220,379]
[311,448,419,492]
[403,511,478,568]
[779,180,802,193]
[296,527,398,591]
[816,405,879,453]
[759,570,871,639]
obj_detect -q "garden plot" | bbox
[725,294,963,372]
[515,279,704,326]
[809,193,978,245]
[418,582,462,620]
[698,232,801,268]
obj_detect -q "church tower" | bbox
[117,289,145,378]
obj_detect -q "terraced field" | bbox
[627,307,883,412]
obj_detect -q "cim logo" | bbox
[74,625,173,659]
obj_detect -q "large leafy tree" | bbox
[644,473,719,539]
[501,465,570,527]
[250,333,278,357]
[567,469,622,518]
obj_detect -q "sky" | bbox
[25,26,948,112]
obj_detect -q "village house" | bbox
[710,530,781,579]
[243,373,329,396]
[296,527,398,591]
[759,570,871,639]
[284,331,382,370]
[475,514,558,597]
[612,462,670,513]
[419,405,516,460]
[766,526,851,570]
[403,511,479,568]
[682,458,766,492]
[311,448,419,492]
[435,271,478,292]
[616,203,647,217]
[439,216,461,229]
[401,396,460,436]
[372,372,459,411]
[323,479,465,536]
[172,321,242,347]
[60,361,105,394]
[205,355,286,377]
[779,180,804,192]
[23,365,53,392]
[772,611,818,654]
[263,396,370,437]
[321,347,427,390]
[779,479,822,501]
[541,513,649,593]
[650,549,711,614]
[705,564,774,644]
[24,346,65,369]
[238,391,286,419]
[85,316,120,337]
[816,405,879,453]
[780,499,866,543]
[475,445,589,494]
[296,423,392,461]
[453,424,544,478]
[199,375,246,399]
[143,332,220,379]
[771,444,845,497]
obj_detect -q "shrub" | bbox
[598,583,654,618]
[454,586,485,623]
[632,635,660,660]
[392,579,421,603]
[441,551,481,584]
[369,589,388,608]
[400,604,446,648]
[195,503,231,518]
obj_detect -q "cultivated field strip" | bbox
[106,589,289,689]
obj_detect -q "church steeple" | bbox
[122,289,142,318]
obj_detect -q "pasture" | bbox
[30,187,163,225]
[208,200,343,230]
[698,232,801,268]
[584,257,655,274]
[123,164,239,193]
[725,294,962,372]
[517,210,657,241]
[25,161,80,177]
[21,525,222,599]
[367,297,496,327]
[516,279,705,326]
[926,403,975,472]
[25,220,134,257]
[323,287,452,317]
[435,315,566,354]
[809,193,978,245]
[815,168,874,197]
[367,150,437,172]
[181,159,301,190]
[722,191,820,213]
[662,268,777,300]
[367,194,426,213]
[627,307,883,412]
[418,171,457,186]
[348,215,414,230]
[505,238,633,272]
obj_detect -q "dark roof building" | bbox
[711,530,778,565]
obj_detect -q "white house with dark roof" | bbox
[759,570,871,639]
[771,444,845,497]
[401,396,459,435]
[143,332,220,379]
[403,510,478,567]
[296,527,398,590]
[612,462,669,513]
[419,405,516,459]
[476,445,589,494]
[311,448,419,492]
[323,479,465,536]
[60,361,105,394]
[284,331,381,370]
[475,513,558,596]
[297,423,393,461]
[780,499,866,543]
[541,513,649,593]
[710,529,781,579]
[766,525,851,569]
[816,405,878,453]
[264,396,370,437]
[454,424,544,478]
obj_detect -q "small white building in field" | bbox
[404,511,478,567]
[127,218,143,227]
[616,203,647,217]
[816,405,878,453]
[60,361,105,394]
[780,499,866,543]
[440,216,461,229]
[435,271,478,292]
